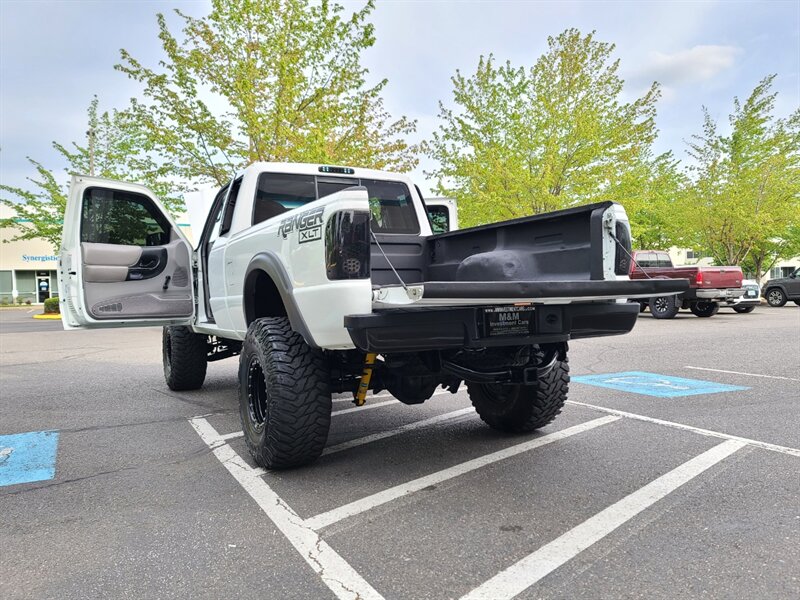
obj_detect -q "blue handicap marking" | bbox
[0,430,59,487]
[571,371,749,398]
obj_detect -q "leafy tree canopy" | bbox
[684,75,800,279]
[424,29,664,228]
[115,0,417,187]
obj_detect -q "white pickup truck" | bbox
[59,162,687,468]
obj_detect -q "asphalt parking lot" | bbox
[1,305,798,599]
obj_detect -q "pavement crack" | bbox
[152,387,223,410]
[60,410,236,435]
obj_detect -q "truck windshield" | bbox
[253,172,419,234]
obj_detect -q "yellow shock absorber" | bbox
[355,353,378,406]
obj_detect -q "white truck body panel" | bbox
[221,187,373,346]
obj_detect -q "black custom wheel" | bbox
[732,305,756,314]
[467,355,569,433]
[239,317,331,469]
[162,326,208,391]
[690,301,719,317]
[766,288,787,307]
[649,295,680,319]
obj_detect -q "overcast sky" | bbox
[1,0,798,196]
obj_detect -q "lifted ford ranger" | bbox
[59,162,687,469]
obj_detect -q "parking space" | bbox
[1,307,799,599]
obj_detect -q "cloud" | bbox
[629,45,742,87]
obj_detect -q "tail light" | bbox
[325,210,370,280]
[614,222,632,275]
[695,270,704,285]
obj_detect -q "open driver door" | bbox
[59,175,195,329]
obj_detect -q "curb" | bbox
[33,313,62,320]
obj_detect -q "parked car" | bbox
[629,250,744,319]
[721,279,760,313]
[762,268,800,307]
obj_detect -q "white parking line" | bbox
[304,416,620,531]
[567,400,800,458]
[322,408,474,456]
[684,365,800,382]
[189,417,385,600]
[460,439,746,600]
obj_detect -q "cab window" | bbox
[219,176,243,235]
[253,173,316,225]
[80,187,170,246]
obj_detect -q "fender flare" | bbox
[243,252,317,347]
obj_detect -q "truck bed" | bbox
[370,201,689,302]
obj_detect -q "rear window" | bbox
[252,172,419,234]
[635,252,657,268]
[360,178,419,235]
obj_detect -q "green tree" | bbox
[685,76,800,279]
[115,0,417,187]
[616,151,689,249]
[1,97,181,251]
[424,29,662,227]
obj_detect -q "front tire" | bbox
[163,326,208,391]
[239,317,331,470]
[732,305,756,314]
[467,356,569,433]
[766,288,787,307]
[794,300,800,306]
[649,295,680,319]
[690,301,719,317]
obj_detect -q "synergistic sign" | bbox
[21,255,58,263]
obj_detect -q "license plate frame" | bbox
[482,306,535,338]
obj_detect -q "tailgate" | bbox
[372,279,688,307]
[697,267,743,288]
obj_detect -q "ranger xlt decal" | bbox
[278,206,325,243]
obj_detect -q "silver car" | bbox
[722,279,760,313]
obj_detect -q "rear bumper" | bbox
[345,302,641,353]
[724,298,760,307]
[688,288,746,301]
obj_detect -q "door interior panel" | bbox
[82,240,193,320]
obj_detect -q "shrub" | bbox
[44,297,60,314]
[25,299,32,305]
